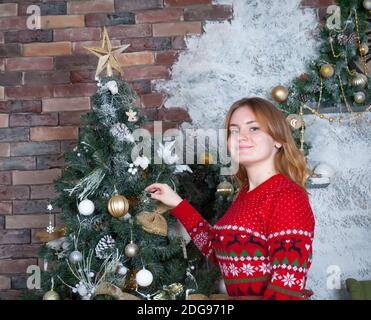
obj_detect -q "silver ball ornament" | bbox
[69,250,83,264]
[124,241,139,258]
[136,268,153,287]
[363,0,371,10]
[354,91,366,104]
[43,290,60,300]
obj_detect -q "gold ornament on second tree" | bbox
[350,72,368,90]
[43,289,60,300]
[359,43,369,56]
[354,91,366,104]
[216,181,234,198]
[286,114,303,130]
[319,64,334,78]
[107,194,129,218]
[271,85,289,103]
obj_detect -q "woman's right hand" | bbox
[144,183,183,209]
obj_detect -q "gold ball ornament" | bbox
[354,91,366,104]
[320,64,334,78]
[124,241,139,258]
[359,43,369,56]
[107,194,129,218]
[351,73,368,90]
[43,289,60,300]
[216,181,234,198]
[200,153,213,165]
[286,114,303,130]
[271,85,289,103]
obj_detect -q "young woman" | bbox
[145,97,315,300]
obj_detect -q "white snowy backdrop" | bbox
[155,0,371,299]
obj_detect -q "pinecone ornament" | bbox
[95,235,116,259]
[337,32,357,46]
[298,93,309,103]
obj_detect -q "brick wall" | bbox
[0,0,332,299]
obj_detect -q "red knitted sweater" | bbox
[170,173,315,300]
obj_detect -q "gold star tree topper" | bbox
[84,27,130,77]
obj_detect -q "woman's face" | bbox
[227,106,280,167]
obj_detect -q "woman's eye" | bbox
[229,129,239,134]
[249,127,260,132]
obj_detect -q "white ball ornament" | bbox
[78,199,95,216]
[136,267,153,287]
[117,263,128,276]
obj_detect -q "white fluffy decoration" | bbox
[155,0,319,130]
[304,113,371,300]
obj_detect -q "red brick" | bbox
[0,172,11,185]
[0,244,42,259]
[106,24,152,39]
[0,186,29,200]
[122,37,172,52]
[30,127,78,141]
[0,157,36,171]
[70,70,95,83]
[0,86,3,100]
[11,141,60,157]
[136,8,183,24]
[0,100,41,113]
[72,40,121,54]
[9,113,58,127]
[0,17,27,31]
[59,111,88,125]
[0,127,29,143]
[53,83,97,97]
[0,201,12,214]
[141,93,166,108]
[0,4,18,17]
[61,140,77,153]
[0,113,9,127]
[5,57,54,71]
[18,2,67,16]
[123,65,170,81]
[55,54,97,70]
[0,32,3,43]
[23,42,71,57]
[13,200,50,214]
[68,0,114,14]
[5,85,54,99]
[115,0,163,11]
[155,50,179,65]
[129,80,151,94]
[0,290,20,300]
[4,29,53,43]
[0,58,4,71]
[165,0,211,6]
[54,27,101,42]
[6,214,51,229]
[0,43,20,57]
[117,51,155,66]
[24,71,70,85]
[36,154,65,169]
[0,230,30,244]
[0,143,10,157]
[301,0,335,6]
[0,72,22,86]
[30,184,57,200]
[0,276,11,290]
[0,258,37,273]
[85,12,135,27]
[153,21,202,36]
[40,15,85,29]
[12,168,61,185]
[172,36,187,49]
[158,107,192,122]
[141,108,158,120]
[43,97,90,112]
[184,5,233,21]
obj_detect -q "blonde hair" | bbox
[224,97,310,195]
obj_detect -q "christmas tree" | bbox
[25,28,234,300]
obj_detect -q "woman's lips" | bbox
[238,145,253,149]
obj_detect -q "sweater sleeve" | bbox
[262,187,315,300]
[170,199,218,265]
